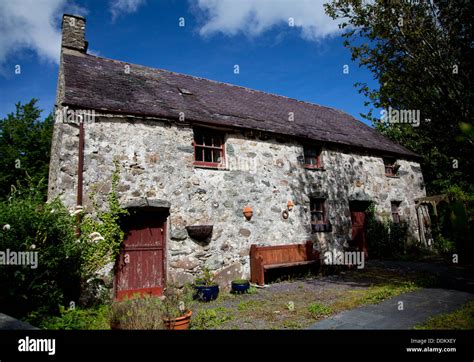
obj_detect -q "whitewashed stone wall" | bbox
[48,113,426,287]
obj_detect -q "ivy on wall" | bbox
[79,159,128,278]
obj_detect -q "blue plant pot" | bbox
[231,281,250,294]
[194,284,219,302]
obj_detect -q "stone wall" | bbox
[48,113,426,287]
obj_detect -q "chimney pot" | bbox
[61,14,88,53]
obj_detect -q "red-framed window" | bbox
[384,158,398,177]
[310,198,330,232]
[391,201,401,223]
[303,146,323,169]
[193,128,225,168]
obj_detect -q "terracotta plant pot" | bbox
[163,310,193,330]
[243,206,253,220]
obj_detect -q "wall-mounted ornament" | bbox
[243,206,253,220]
[287,200,294,211]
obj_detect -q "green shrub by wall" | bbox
[0,179,81,318]
[366,203,408,258]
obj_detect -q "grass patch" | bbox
[361,283,417,304]
[282,319,304,329]
[332,281,418,312]
[237,300,262,312]
[308,303,333,319]
[414,301,474,330]
[191,307,233,329]
[247,286,259,294]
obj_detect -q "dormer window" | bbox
[383,157,399,177]
[193,128,225,168]
[303,145,323,169]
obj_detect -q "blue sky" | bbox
[0,0,378,125]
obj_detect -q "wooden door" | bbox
[349,202,368,258]
[115,210,166,300]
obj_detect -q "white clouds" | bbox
[193,0,342,41]
[110,0,146,21]
[0,0,85,66]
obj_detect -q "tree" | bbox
[325,0,473,194]
[0,99,53,199]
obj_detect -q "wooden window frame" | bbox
[310,198,331,232]
[391,201,401,223]
[383,158,399,177]
[303,145,323,169]
[193,128,225,169]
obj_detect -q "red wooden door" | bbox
[115,211,166,300]
[350,203,368,258]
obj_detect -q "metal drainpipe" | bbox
[76,118,85,233]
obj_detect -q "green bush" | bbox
[0,180,81,319]
[110,295,164,329]
[32,305,110,330]
[366,203,408,258]
[435,236,456,253]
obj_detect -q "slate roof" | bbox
[61,53,419,158]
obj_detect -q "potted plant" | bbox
[161,284,194,330]
[193,267,219,302]
[231,279,250,294]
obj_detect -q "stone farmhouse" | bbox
[48,15,426,297]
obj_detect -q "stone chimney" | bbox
[61,14,88,53]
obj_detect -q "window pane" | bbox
[304,146,321,166]
[310,198,326,225]
[195,146,204,161]
[194,132,204,146]
[213,149,221,163]
[316,201,323,212]
[204,148,213,162]
[193,128,224,165]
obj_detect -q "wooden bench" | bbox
[250,240,320,286]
